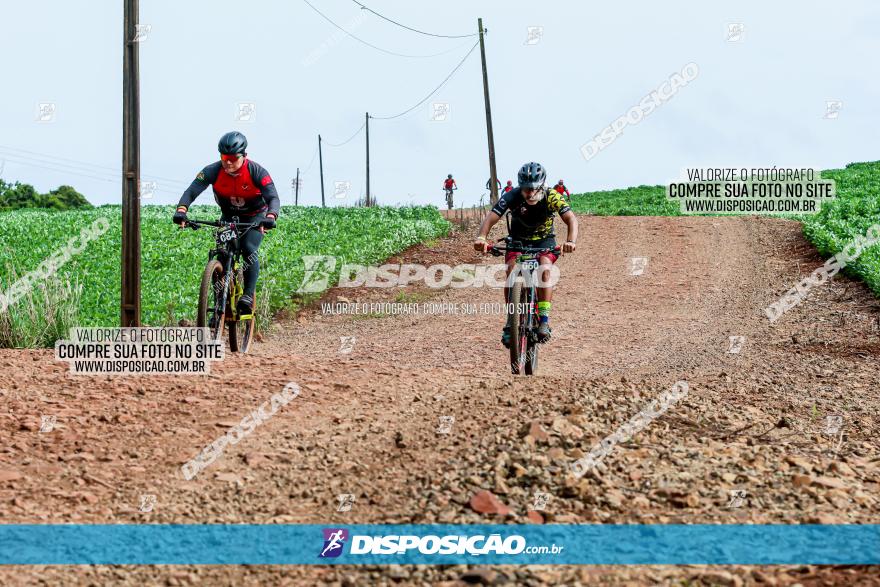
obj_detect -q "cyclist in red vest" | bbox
[442,174,457,209]
[173,131,279,316]
[554,179,571,200]
[503,180,514,194]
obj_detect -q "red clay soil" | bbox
[0,215,878,585]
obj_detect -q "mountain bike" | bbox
[182,217,260,353]
[490,237,561,375]
[444,187,457,210]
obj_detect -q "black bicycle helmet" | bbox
[517,162,546,189]
[218,131,247,155]
[448,174,453,179]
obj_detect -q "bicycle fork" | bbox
[214,253,234,322]
[520,268,540,342]
[231,259,252,320]
[226,256,248,321]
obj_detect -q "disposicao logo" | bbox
[319,528,349,558]
[317,530,536,557]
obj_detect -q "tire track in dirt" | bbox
[278,216,740,376]
[1,214,878,586]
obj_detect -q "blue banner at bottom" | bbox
[0,524,877,565]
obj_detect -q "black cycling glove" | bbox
[261,215,276,230]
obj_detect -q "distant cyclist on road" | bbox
[473,162,578,345]
[486,177,502,192]
[443,174,457,209]
[553,179,571,201]
[173,131,279,316]
[503,180,514,194]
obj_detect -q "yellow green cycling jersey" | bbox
[490,187,571,241]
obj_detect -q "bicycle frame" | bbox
[505,251,545,354]
[513,254,539,334]
[444,187,456,209]
[186,217,259,321]
[490,237,561,374]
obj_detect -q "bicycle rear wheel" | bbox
[508,279,529,375]
[197,259,226,342]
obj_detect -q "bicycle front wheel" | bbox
[508,279,529,375]
[524,286,538,375]
[197,259,226,342]
[228,316,254,353]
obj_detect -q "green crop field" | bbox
[569,161,880,297]
[0,205,450,345]
[801,162,880,297]
[568,185,680,217]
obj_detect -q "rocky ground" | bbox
[0,215,878,585]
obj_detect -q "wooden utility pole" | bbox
[365,112,371,207]
[121,0,141,326]
[318,134,325,207]
[478,18,499,205]
[294,167,300,206]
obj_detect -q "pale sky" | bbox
[1,1,878,208]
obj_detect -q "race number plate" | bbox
[218,228,235,243]
[521,259,539,271]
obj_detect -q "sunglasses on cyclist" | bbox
[220,154,243,162]
[523,186,546,200]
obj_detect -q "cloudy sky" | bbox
[2,0,879,208]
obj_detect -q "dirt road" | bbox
[1,215,879,585]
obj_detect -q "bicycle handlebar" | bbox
[182,219,261,231]
[489,242,562,257]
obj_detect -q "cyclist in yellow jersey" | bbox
[473,162,578,345]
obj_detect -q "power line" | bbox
[370,40,480,120]
[0,145,123,173]
[0,145,192,190]
[0,148,190,197]
[0,155,182,196]
[350,0,477,39]
[303,144,320,174]
[0,153,120,183]
[300,0,470,59]
[0,146,191,188]
[323,122,366,147]
[2,156,121,184]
